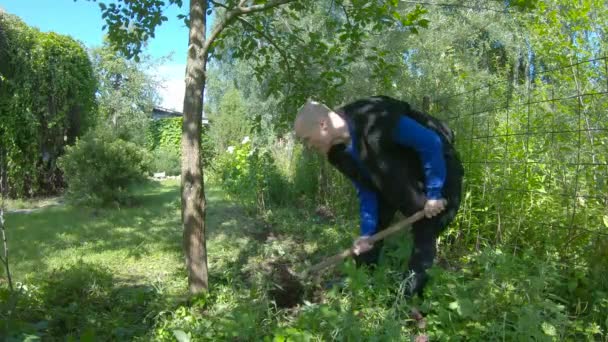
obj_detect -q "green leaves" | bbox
[90,43,158,146]
[541,322,557,336]
[92,0,179,60]
[172,329,191,342]
[448,298,476,318]
[0,12,96,196]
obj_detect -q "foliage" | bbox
[93,0,438,294]
[150,206,608,341]
[214,137,290,214]
[205,2,608,340]
[63,0,608,338]
[0,181,184,340]
[1,261,164,340]
[210,1,432,131]
[207,0,608,271]
[90,43,160,146]
[91,0,185,61]
[423,250,579,341]
[148,117,216,170]
[58,129,150,206]
[148,117,183,153]
[0,11,97,197]
[150,148,181,176]
[208,87,252,153]
[3,180,607,340]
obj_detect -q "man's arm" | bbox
[393,116,448,218]
[351,181,378,255]
[393,115,446,200]
[354,181,378,236]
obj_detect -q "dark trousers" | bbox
[353,201,456,297]
[354,162,463,297]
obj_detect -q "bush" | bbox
[215,137,291,213]
[58,129,150,206]
[150,148,181,176]
[1,261,160,340]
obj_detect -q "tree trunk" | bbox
[181,0,208,294]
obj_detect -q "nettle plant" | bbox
[216,136,289,213]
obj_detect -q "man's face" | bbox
[295,117,332,154]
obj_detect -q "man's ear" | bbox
[319,118,328,131]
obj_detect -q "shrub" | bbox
[58,129,150,206]
[147,117,216,171]
[215,137,291,213]
[150,148,180,176]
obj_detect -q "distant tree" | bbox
[0,11,96,197]
[209,87,250,152]
[90,43,161,145]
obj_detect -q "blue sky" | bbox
[0,0,198,110]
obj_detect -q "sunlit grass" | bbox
[6,180,184,284]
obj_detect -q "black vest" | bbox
[327,96,463,215]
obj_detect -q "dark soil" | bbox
[267,261,305,308]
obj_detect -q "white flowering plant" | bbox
[214,136,289,212]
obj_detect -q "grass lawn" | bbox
[6,178,271,283]
[3,180,603,341]
[7,180,184,284]
[2,179,280,340]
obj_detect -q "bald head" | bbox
[294,99,349,154]
[294,99,332,136]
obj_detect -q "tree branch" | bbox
[236,17,295,76]
[340,3,352,26]
[236,0,295,15]
[203,0,296,56]
[209,0,228,10]
[399,1,511,14]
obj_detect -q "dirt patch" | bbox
[267,261,305,308]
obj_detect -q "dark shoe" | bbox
[323,277,346,290]
[403,270,429,298]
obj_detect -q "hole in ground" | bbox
[267,262,304,308]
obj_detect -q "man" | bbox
[294,95,463,297]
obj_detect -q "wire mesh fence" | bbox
[431,56,608,257]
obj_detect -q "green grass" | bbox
[4,196,63,211]
[1,179,278,340]
[6,180,184,284]
[2,180,607,341]
[5,179,267,284]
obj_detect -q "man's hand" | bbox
[352,236,373,255]
[424,198,447,218]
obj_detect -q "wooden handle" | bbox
[301,210,426,278]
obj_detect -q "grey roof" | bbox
[152,106,209,124]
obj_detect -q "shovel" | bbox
[269,210,426,308]
[300,210,426,278]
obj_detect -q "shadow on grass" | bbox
[2,180,385,338]
[2,260,164,340]
[5,180,261,280]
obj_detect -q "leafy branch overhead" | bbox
[92,0,432,65]
[91,0,434,130]
[93,0,297,61]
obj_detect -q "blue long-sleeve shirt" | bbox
[345,116,446,236]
